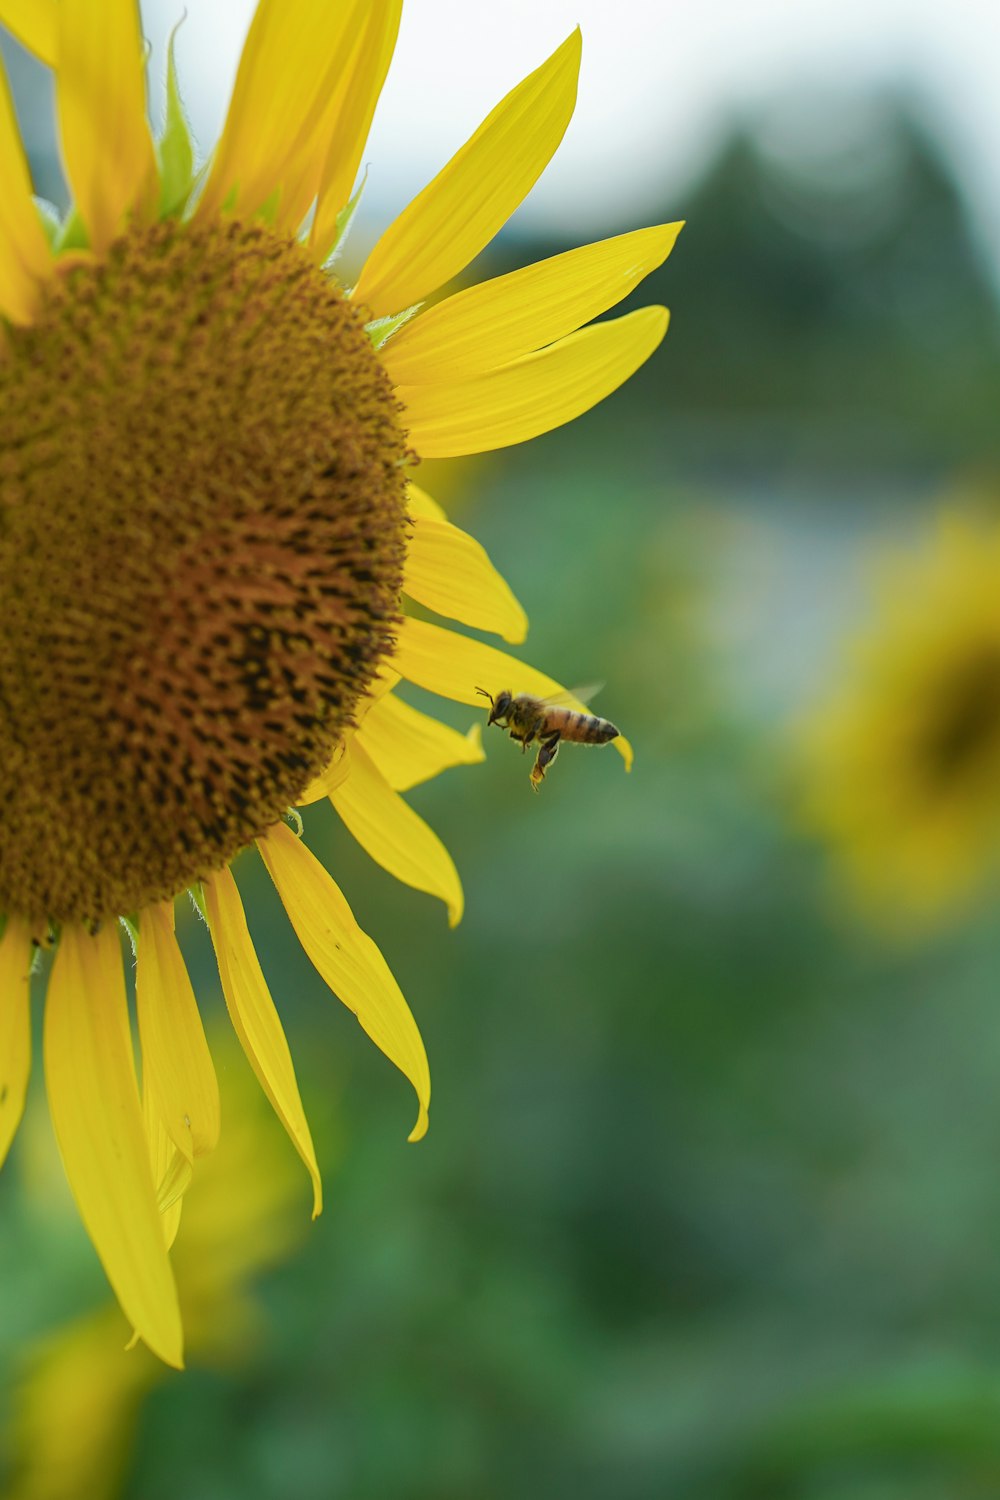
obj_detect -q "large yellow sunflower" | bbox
[798,515,1000,926]
[0,0,678,1366]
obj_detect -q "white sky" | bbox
[142,1,1000,254]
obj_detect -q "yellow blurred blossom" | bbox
[798,515,1000,927]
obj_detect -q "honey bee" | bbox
[476,686,620,790]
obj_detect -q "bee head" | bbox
[476,686,511,726]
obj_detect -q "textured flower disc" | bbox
[0,219,409,929]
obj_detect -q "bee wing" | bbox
[540,682,604,709]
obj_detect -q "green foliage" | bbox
[157,24,197,221]
[52,206,88,253]
[366,302,422,350]
[324,168,368,268]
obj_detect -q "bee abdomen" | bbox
[560,710,618,743]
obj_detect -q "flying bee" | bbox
[476,685,620,791]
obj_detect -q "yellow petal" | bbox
[56,0,158,253]
[136,903,220,1162]
[404,515,527,644]
[297,744,351,807]
[296,666,400,804]
[331,740,464,925]
[399,305,668,458]
[142,1081,187,1248]
[310,0,402,259]
[196,0,365,229]
[44,925,183,1368]
[258,823,430,1142]
[0,1,56,65]
[406,482,447,523]
[155,1151,192,1223]
[203,865,322,1217]
[394,615,633,771]
[362,659,402,705]
[356,689,484,792]
[0,52,52,324]
[383,224,683,384]
[354,30,581,318]
[0,917,32,1170]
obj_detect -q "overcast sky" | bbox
[132,1,1000,261]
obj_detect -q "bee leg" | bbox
[530,732,561,791]
[539,731,561,773]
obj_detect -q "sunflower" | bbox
[0,0,678,1367]
[798,515,1000,926]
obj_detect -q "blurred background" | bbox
[4,3,1000,1496]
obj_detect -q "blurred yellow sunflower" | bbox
[798,515,1000,926]
[0,0,677,1366]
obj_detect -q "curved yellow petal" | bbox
[357,689,484,792]
[203,865,322,1217]
[296,665,400,805]
[399,306,668,459]
[404,515,527,644]
[331,740,464,925]
[311,0,402,260]
[297,744,351,807]
[56,0,158,253]
[0,53,52,324]
[44,925,183,1368]
[383,224,683,385]
[394,615,633,771]
[406,482,447,523]
[142,1081,187,1248]
[136,904,220,1162]
[258,823,430,1142]
[0,0,56,65]
[0,917,32,1170]
[354,29,581,318]
[196,0,365,229]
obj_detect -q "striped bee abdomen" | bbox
[554,709,619,744]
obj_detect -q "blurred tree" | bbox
[507,94,1000,467]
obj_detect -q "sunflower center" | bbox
[917,645,1000,786]
[0,219,408,929]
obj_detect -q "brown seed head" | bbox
[0,218,409,928]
